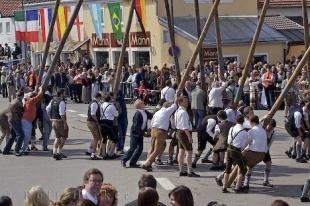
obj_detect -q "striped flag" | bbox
[26,10,39,42]
[39,8,52,42]
[134,0,146,33]
[14,11,26,41]
[55,5,69,40]
[88,3,103,39]
[70,5,84,42]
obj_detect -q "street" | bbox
[0,97,309,206]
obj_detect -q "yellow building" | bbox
[25,0,289,68]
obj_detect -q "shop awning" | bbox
[158,16,287,46]
[37,39,90,54]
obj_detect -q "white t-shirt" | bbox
[101,102,118,120]
[175,107,192,131]
[46,100,66,117]
[82,189,98,205]
[246,125,268,153]
[161,86,176,103]
[151,104,177,131]
[208,86,225,108]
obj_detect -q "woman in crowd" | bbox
[53,187,81,206]
[138,187,159,206]
[24,186,50,206]
[98,183,118,206]
[168,185,194,206]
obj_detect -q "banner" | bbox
[39,8,52,42]
[25,10,39,42]
[56,5,69,40]
[108,3,123,41]
[134,0,146,33]
[88,3,103,39]
[70,5,84,41]
[14,11,26,41]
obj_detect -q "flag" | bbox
[14,11,26,41]
[39,8,52,42]
[26,10,39,42]
[108,3,123,41]
[88,3,103,39]
[134,0,146,33]
[55,5,69,40]
[70,5,84,41]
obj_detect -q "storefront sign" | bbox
[130,32,151,47]
[203,47,218,61]
[110,33,129,48]
[92,33,110,48]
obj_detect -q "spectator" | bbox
[82,168,104,205]
[4,44,11,59]
[138,187,158,206]
[0,196,12,206]
[53,187,81,206]
[168,185,194,206]
[24,186,50,206]
[12,43,21,59]
[98,183,118,206]
[271,199,289,206]
[160,80,175,103]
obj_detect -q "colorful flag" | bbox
[70,5,84,41]
[134,0,146,33]
[26,10,39,42]
[39,8,52,42]
[88,3,103,39]
[108,3,123,41]
[14,10,26,41]
[55,5,69,40]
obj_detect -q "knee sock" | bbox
[244,175,251,187]
[297,144,302,159]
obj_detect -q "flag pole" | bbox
[302,0,310,81]
[36,0,61,89]
[42,0,84,90]
[164,0,181,84]
[232,0,270,108]
[113,0,135,94]
[177,0,221,91]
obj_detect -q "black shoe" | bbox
[209,165,220,170]
[192,162,197,168]
[222,188,229,193]
[263,181,273,187]
[38,137,43,141]
[129,164,141,168]
[53,153,62,160]
[234,187,248,193]
[296,157,307,163]
[301,197,310,202]
[188,171,200,177]
[141,164,152,172]
[15,152,22,157]
[215,177,223,186]
[285,150,291,158]
[2,151,13,155]
[101,155,108,160]
[201,159,213,163]
[90,155,101,160]
[291,153,297,159]
[121,160,126,168]
[59,153,67,158]
[21,151,29,156]
[85,151,91,156]
[173,159,178,164]
[43,147,50,152]
[155,159,164,165]
[179,171,188,177]
[31,146,38,151]
[167,159,174,165]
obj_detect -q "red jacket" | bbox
[22,91,43,122]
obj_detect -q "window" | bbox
[253,54,268,64]
[0,23,3,34]
[6,22,10,34]
[223,55,239,64]
[163,30,170,43]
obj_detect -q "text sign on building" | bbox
[130,31,151,47]
[203,47,218,61]
[110,33,129,48]
[92,33,110,48]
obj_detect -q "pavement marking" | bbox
[78,114,88,118]
[67,109,77,113]
[156,178,176,191]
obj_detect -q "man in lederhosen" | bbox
[86,92,103,160]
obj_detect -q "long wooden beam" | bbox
[164,0,181,84]
[302,0,310,81]
[37,0,61,88]
[113,0,135,94]
[214,5,224,81]
[233,0,270,108]
[42,0,84,89]
[177,0,221,91]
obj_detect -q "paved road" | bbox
[0,98,309,206]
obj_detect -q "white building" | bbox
[0,15,16,48]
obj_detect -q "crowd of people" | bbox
[0,52,309,204]
[0,43,21,60]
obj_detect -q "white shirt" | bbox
[227,124,249,150]
[175,107,192,131]
[151,104,177,131]
[82,189,98,205]
[225,108,237,123]
[138,109,147,130]
[208,86,225,108]
[161,86,176,103]
[101,102,118,120]
[246,125,268,153]
[243,118,252,129]
[206,118,217,138]
[90,100,102,117]
[46,100,66,117]
[294,111,302,129]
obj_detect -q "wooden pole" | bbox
[232,0,270,108]
[213,4,224,81]
[194,0,206,90]
[37,0,61,87]
[267,46,310,119]
[164,0,181,84]
[42,0,84,89]
[302,0,310,81]
[113,0,135,94]
[177,0,221,91]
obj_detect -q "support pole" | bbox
[42,0,84,89]
[194,0,206,90]
[177,0,221,91]
[164,0,181,84]
[232,0,270,108]
[213,3,224,81]
[266,46,310,119]
[113,0,135,94]
[302,0,310,81]
[37,0,61,87]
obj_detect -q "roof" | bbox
[0,0,22,17]
[158,16,287,46]
[37,39,90,53]
[277,29,304,43]
[258,0,310,8]
[265,16,304,30]
[287,16,305,26]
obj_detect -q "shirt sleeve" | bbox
[59,101,66,116]
[206,119,216,138]
[294,111,302,129]
[90,102,98,116]
[112,104,119,117]
[46,101,52,114]
[214,124,220,137]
